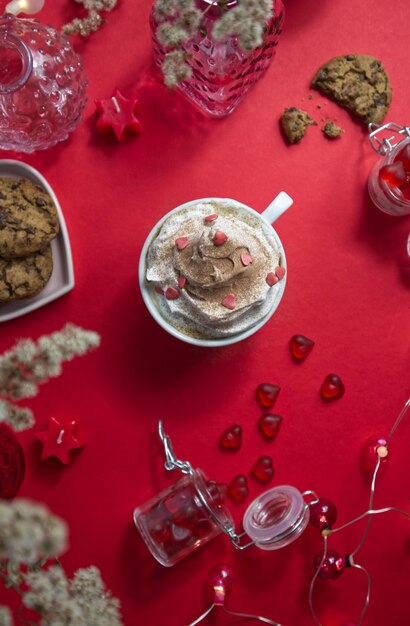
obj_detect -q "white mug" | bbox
[138,192,293,347]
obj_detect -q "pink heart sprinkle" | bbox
[221,293,236,309]
[266,272,279,287]
[275,266,286,280]
[214,231,228,246]
[175,237,189,250]
[178,275,187,289]
[240,253,253,266]
[154,286,164,295]
[204,214,218,223]
[165,287,180,300]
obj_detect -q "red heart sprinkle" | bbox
[165,287,180,300]
[290,334,315,361]
[250,456,274,483]
[175,237,189,250]
[204,214,218,223]
[320,374,345,400]
[258,414,282,440]
[256,383,280,408]
[379,162,406,188]
[221,293,236,309]
[266,272,279,287]
[275,266,286,280]
[154,286,164,295]
[178,275,187,289]
[214,231,228,246]
[240,253,253,266]
[220,424,242,451]
[227,475,249,503]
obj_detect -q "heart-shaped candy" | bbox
[227,475,249,503]
[250,455,274,483]
[220,424,242,451]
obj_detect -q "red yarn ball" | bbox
[0,423,25,499]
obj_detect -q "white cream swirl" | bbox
[146,201,284,338]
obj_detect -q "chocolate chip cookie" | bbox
[322,121,344,138]
[311,55,392,124]
[0,246,53,302]
[280,108,317,143]
[0,177,59,259]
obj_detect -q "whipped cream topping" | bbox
[146,201,284,339]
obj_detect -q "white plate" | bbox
[0,160,74,322]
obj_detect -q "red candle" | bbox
[95,88,141,141]
[36,416,86,464]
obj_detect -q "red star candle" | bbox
[36,416,86,464]
[95,88,141,141]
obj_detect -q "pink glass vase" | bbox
[151,0,285,117]
[0,14,88,153]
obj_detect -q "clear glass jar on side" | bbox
[368,137,410,216]
[134,469,233,567]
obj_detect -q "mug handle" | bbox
[261,191,293,224]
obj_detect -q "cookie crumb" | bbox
[280,107,317,144]
[308,94,314,100]
[322,121,344,139]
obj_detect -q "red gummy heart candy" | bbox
[290,334,315,361]
[204,214,218,223]
[220,424,242,450]
[266,272,279,287]
[256,383,280,408]
[379,162,406,187]
[258,414,282,440]
[250,455,274,483]
[227,474,249,503]
[275,266,286,280]
[320,374,345,400]
[207,480,227,505]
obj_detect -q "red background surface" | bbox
[1,1,410,625]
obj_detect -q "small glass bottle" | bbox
[367,122,410,216]
[134,468,234,567]
[150,0,284,118]
[0,14,88,152]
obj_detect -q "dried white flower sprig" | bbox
[0,499,68,566]
[62,0,118,37]
[0,499,124,626]
[0,324,101,432]
[154,0,273,87]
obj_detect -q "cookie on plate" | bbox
[0,177,59,259]
[311,54,392,124]
[281,107,317,143]
[0,246,53,302]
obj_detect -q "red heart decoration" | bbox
[227,475,249,503]
[290,334,315,361]
[221,294,236,310]
[258,414,282,440]
[320,374,345,400]
[250,455,274,483]
[256,383,280,408]
[213,231,228,246]
[220,424,242,451]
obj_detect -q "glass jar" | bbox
[368,124,410,216]
[243,485,310,550]
[150,0,285,117]
[0,14,88,152]
[134,468,234,567]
